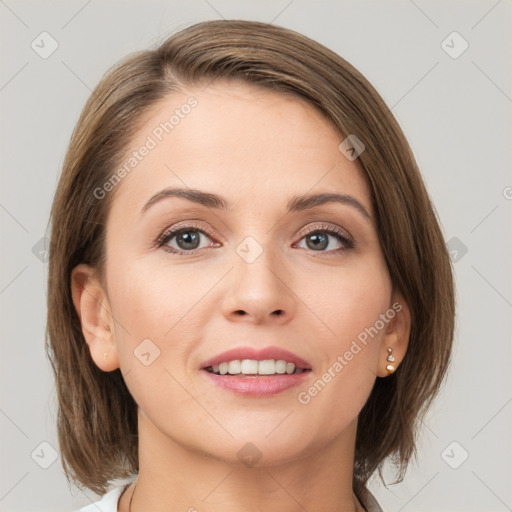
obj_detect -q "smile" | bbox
[205,359,308,376]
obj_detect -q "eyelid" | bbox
[155,221,219,249]
[156,220,355,254]
[295,222,353,244]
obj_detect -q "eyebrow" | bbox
[140,187,371,221]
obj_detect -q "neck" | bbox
[121,411,364,512]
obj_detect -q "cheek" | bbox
[105,261,205,417]
[105,256,226,404]
[107,257,214,341]
[301,255,392,350]
[293,259,390,422]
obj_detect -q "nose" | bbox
[221,245,297,325]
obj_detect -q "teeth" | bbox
[241,359,258,374]
[207,359,306,376]
[275,360,287,374]
[258,359,276,375]
[228,360,241,374]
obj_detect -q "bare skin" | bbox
[72,81,410,512]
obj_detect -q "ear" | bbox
[376,292,411,378]
[70,263,120,372]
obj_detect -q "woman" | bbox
[46,19,455,512]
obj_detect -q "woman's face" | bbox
[75,81,407,466]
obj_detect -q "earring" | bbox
[103,342,114,360]
[386,347,396,374]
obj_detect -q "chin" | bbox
[206,431,314,468]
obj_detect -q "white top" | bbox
[73,485,126,512]
[74,483,384,512]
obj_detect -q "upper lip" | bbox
[200,346,312,370]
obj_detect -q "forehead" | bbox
[108,81,372,218]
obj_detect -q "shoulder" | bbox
[72,484,129,512]
[359,487,384,512]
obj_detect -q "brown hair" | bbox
[45,19,455,499]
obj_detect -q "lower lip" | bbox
[200,369,312,397]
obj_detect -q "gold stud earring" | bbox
[386,347,396,374]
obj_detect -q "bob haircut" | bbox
[46,19,455,500]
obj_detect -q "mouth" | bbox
[200,346,312,374]
[203,359,311,376]
[199,346,312,396]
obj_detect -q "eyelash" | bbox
[155,222,355,255]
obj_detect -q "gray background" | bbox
[1,1,511,511]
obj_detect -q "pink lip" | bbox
[200,370,311,397]
[200,346,312,370]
